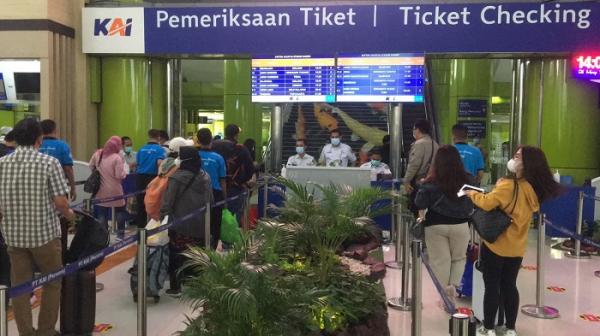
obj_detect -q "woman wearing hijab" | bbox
[89,136,128,231]
[161,146,213,297]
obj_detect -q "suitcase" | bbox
[458,243,479,297]
[60,270,97,336]
[129,245,169,303]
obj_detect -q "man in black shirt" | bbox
[212,124,254,224]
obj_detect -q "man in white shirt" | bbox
[287,139,316,167]
[319,129,356,167]
[360,146,392,181]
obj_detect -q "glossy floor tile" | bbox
[6,230,600,335]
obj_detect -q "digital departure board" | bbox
[252,55,336,103]
[336,54,425,103]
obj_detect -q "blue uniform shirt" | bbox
[136,142,166,175]
[454,143,485,177]
[199,149,226,191]
[40,137,73,166]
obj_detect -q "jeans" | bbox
[481,243,523,330]
[95,205,127,232]
[227,186,247,225]
[8,239,63,336]
[136,174,156,228]
[211,189,225,249]
[424,223,470,287]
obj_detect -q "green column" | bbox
[523,59,600,184]
[151,59,167,131]
[224,59,262,157]
[431,59,493,145]
[100,57,150,149]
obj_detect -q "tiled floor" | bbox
[6,230,600,335]
[383,232,600,336]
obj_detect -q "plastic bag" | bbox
[146,217,169,246]
[220,209,242,245]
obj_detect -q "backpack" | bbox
[66,210,110,271]
[144,166,177,221]
[226,144,248,188]
[84,151,103,196]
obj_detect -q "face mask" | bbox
[124,146,132,154]
[507,159,522,173]
[331,138,341,146]
[371,160,381,167]
[296,147,305,154]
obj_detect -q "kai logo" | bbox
[94,18,133,36]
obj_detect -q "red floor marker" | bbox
[94,324,113,332]
[579,314,600,322]
[521,265,537,271]
[546,286,566,293]
[456,307,473,316]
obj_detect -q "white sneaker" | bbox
[477,325,497,336]
[504,329,517,336]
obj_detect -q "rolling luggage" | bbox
[458,243,479,297]
[60,270,97,336]
[129,245,169,303]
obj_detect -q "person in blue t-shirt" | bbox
[40,119,76,201]
[452,124,485,185]
[197,128,227,249]
[135,129,166,227]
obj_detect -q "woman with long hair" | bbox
[467,146,561,336]
[414,145,473,309]
[89,136,127,232]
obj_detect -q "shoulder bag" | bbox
[471,179,519,243]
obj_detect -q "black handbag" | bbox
[84,151,103,196]
[471,179,519,243]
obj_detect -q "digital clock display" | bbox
[572,54,600,80]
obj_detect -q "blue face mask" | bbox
[371,160,381,167]
[296,146,305,154]
[124,146,133,154]
[331,138,341,146]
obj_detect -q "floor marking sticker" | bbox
[546,286,566,293]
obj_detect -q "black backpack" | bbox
[83,152,103,196]
[66,210,110,271]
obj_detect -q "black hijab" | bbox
[179,146,201,173]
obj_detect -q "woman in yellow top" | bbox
[467,146,561,336]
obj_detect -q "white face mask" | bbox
[507,159,522,173]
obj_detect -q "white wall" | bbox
[0,60,40,102]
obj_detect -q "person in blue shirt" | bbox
[135,129,166,227]
[40,119,76,201]
[197,128,227,249]
[452,124,485,185]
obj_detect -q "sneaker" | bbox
[477,325,497,336]
[495,325,507,334]
[504,329,517,336]
[165,288,182,298]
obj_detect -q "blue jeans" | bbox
[95,206,127,232]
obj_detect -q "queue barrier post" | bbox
[242,192,250,232]
[521,214,560,319]
[410,239,423,336]
[449,313,469,336]
[0,285,7,336]
[385,204,403,270]
[388,214,412,311]
[137,228,148,336]
[566,191,591,259]
[204,203,211,249]
[262,176,269,219]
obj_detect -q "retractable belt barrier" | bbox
[421,249,457,314]
[583,193,600,202]
[6,190,249,299]
[544,219,600,250]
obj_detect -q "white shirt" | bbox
[360,162,392,181]
[319,143,356,167]
[287,153,316,167]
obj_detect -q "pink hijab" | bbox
[99,136,122,156]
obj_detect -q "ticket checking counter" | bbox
[258,166,399,231]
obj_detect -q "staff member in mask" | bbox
[121,136,137,173]
[319,129,356,167]
[360,146,392,181]
[287,139,315,167]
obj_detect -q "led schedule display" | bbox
[336,54,425,103]
[251,55,336,103]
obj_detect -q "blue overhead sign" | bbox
[83,2,600,54]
